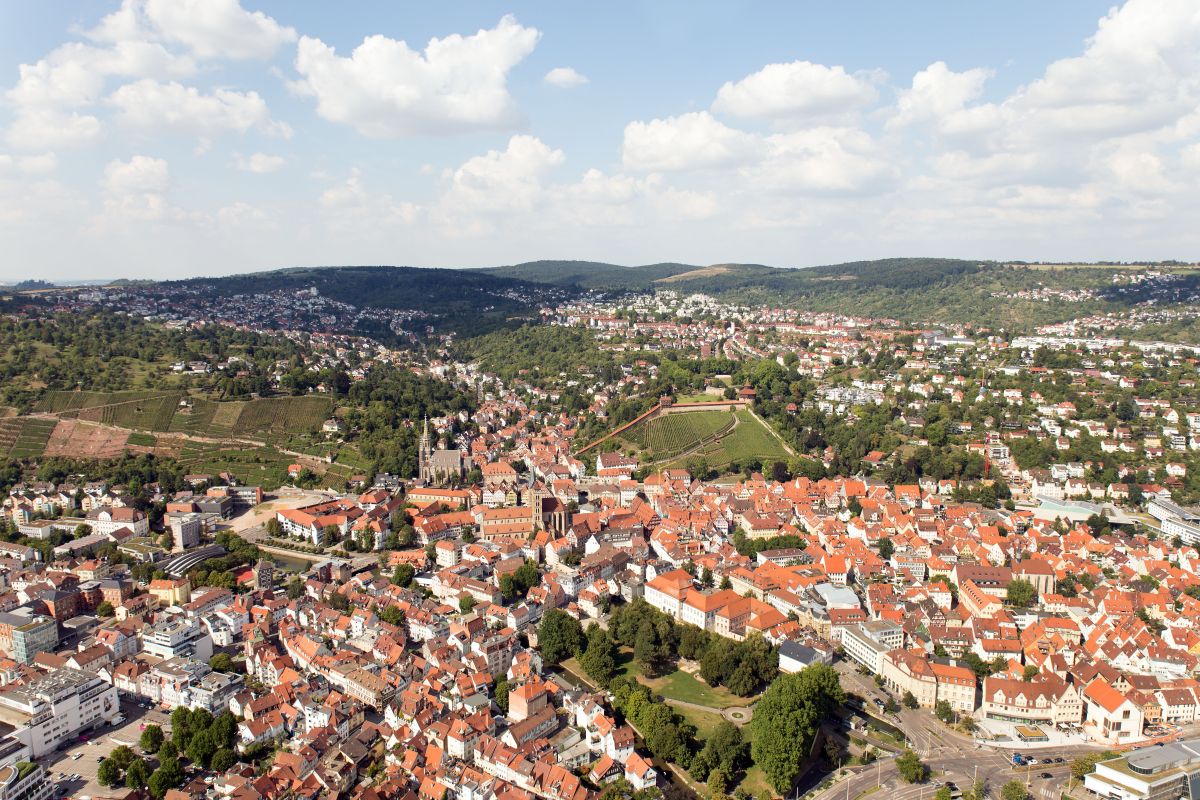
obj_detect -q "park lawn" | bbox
[668,703,725,739]
[615,649,750,709]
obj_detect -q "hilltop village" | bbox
[1,282,1200,800]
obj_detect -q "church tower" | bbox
[418,417,432,483]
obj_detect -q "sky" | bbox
[1,0,1199,282]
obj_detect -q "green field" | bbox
[615,407,789,472]
[126,432,157,447]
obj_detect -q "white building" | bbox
[0,669,119,757]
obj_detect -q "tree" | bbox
[148,757,184,798]
[691,721,747,782]
[896,750,927,783]
[1001,781,1029,800]
[98,759,122,787]
[877,537,894,560]
[750,665,844,793]
[391,563,415,588]
[538,608,584,665]
[902,691,918,709]
[934,700,954,724]
[186,728,218,769]
[140,724,164,754]
[380,604,405,627]
[209,653,235,673]
[459,595,477,614]
[884,697,900,714]
[211,748,237,773]
[125,759,150,790]
[494,675,510,713]
[286,577,305,599]
[1072,752,1116,781]
[634,619,671,677]
[1022,664,1039,681]
[580,624,618,687]
[936,787,953,800]
[1005,578,1036,607]
[97,600,115,617]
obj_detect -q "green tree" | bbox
[877,537,894,560]
[211,748,237,773]
[750,665,845,794]
[286,577,305,599]
[139,724,164,753]
[934,700,954,724]
[380,604,406,626]
[186,729,218,769]
[459,595,477,614]
[902,691,918,709]
[580,624,618,687]
[391,563,415,588]
[1022,664,1039,681]
[538,608,584,665]
[148,757,184,799]
[494,675,510,713]
[97,600,115,617]
[97,759,122,787]
[1005,578,1036,607]
[1001,781,1029,800]
[896,750,927,783]
[125,758,150,790]
[209,653,235,673]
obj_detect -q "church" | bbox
[418,418,465,486]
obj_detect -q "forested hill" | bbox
[119,258,1200,333]
[166,265,560,337]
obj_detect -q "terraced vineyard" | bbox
[668,410,790,471]
[29,390,330,440]
[622,410,736,460]
[612,404,791,473]
[0,418,57,459]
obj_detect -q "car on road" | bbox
[1040,773,1053,779]
[1054,757,1064,763]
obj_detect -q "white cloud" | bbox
[7,110,101,149]
[751,128,894,194]
[293,15,540,138]
[108,80,290,138]
[319,168,419,232]
[622,112,759,172]
[98,154,172,223]
[887,61,993,130]
[440,135,565,219]
[235,152,286,173]
[544,67,588,88]
[133,0,296,60]
[712,60,880,120]
[103,154,169,194]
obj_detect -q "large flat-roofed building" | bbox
[0,612,58,666]
[842,620,903,675]
[1084,738,1200,800]
[0,669,118,757]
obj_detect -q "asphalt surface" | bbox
[44,697,173,799]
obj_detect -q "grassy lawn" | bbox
[613,649,751,709]
[669,704,725,739]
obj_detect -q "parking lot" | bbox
[43,697,172,798]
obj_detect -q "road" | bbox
[825,661,1097,800]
